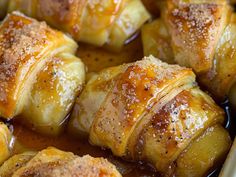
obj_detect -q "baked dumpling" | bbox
[20,53,85,136]
[0,12,85,135]
[69,56,231,176]
[163,0,231,73]
[7,0,150,51]
[141,0,236,107]
[0,147,121,177]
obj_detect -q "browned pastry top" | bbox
[165,0,230,73]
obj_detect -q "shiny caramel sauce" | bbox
[1,1,229,176]
[76,36,143,73]
[10,37,159,177]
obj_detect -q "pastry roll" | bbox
[7,0,150,51]
[199,13,236,100]
[0,123,12,165]
[69,56,231,176]
[0,12,85,135]
[69,64,127,137]
[0,147,121,177]
[141,19,175,64]
[141,0,236,104]
[20,53,85,136]
[0,151,36,177]
[163,0,231,73]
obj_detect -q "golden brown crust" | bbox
[199,14,236,100]
[37,0,87,37]
[8,0,150,49]
[70,56,226,174]
[12,147,121,177]
[90,56,195,156]
[0,12,52,117]
[76,0,124,47]
[164,0,231,73]
[0,152,36,177]
[143,0,236,101]
[17,156,120,177]
[69,65,127,136]
[20,53,85,136]
[128,88,224,172]
[0,12,78,119]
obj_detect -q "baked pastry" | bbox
[7,0,150,51]
[20,53,85,136]
[0,147,121,177]
[0,151,36,177]
[0,123,12,165]
[164,0,231,73]
[69,56,231,176]
[0,12,85,135]
[142,19,175,64]
[142,0,236,106]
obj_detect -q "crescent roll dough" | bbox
[0,12,85,136]
[0,147,121,177]
[141,0,236,106]
[69,56,231,176]
[7,0,150,50]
